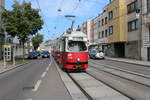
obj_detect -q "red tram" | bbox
[52,29,88,71]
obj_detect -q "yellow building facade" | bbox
[103,0,127,57]
[106,0,127,43]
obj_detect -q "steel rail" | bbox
[67,73,93,100]
[67,70,133,100]
[90,64,150,88]
[90,61,150,79]
[86,71,134,100]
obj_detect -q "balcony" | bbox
[95,38,108,44]
[143,35,150,47]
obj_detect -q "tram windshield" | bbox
[67,41,87,52]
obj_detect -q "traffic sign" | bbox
[4,45,11,48]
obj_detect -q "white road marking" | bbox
[46,67,49,71]
[25,98,32,100]
[41,72,47,78]
[32,80,42,92]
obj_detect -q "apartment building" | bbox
[126,0,150,61]
[93,8,108,52]
[24,40,33,54]
[141,0,150,61]
[0,0,5,60]
[126,0,141,59]
[81,19,94,43]
[106,0,127,57]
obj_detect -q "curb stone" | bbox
[106,57,150,67]
[0,61,32,74]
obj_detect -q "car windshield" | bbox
[42,51,49,54]
[28,52,35,55]
[67,41,87,52]
[98,50,103,53]
[91,50,97,54]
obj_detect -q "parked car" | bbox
[34,51,41,57]
[41,51,50,58]
[27,52,38,59]
[89,50,105,59]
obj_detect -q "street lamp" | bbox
[136,9,140,19]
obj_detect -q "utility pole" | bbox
[135,0,142,60]
[139,0,142,60]
[0,0,5,67]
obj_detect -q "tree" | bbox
[32,34,43,50]
[2,1,44,58]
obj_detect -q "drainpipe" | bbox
[136,0,142,60]
[139,0,142,60]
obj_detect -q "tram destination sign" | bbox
[72,37,83,41]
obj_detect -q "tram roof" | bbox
[62,30,87,38]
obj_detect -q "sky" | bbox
[5,0,109,41]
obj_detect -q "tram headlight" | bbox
[77,58,80,62]
[68,37,73,40]
[83,38,87,41]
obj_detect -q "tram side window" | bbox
[59,40,65,52]
[59,41,64,52]
[68,41,87,52]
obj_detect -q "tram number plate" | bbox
[76,66,80,68]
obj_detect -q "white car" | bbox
[95,51,105,59]
[89,50,105,59]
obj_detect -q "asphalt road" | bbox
[0,58,72,100]
[1,57,150,100]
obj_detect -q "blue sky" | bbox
[5,0,109,41]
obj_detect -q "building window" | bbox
[108,11,113,20]
[105,29,108,37]
[105,17,107,24]
[109,0,113,3]
[147,0,150,12]
[94,22,97,29]
[98,32,101,39]
[149,27,150,42]
[109,26,113,35]
[128,20,138,31]
[102,19,104,26]
[127,1,138,14]
[102,31,104,38]
[98,21,100,27]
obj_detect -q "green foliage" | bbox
[2,1,44,42]
[32,34,43,50]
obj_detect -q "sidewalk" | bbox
[105,56,150,67]
[0,60,31,74]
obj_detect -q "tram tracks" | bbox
[90,60,150,78]
[55,58,132,100]
[67,73,93,100]
[90,60,150,88]
[68,72,132,100]
[54,55,132,100]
